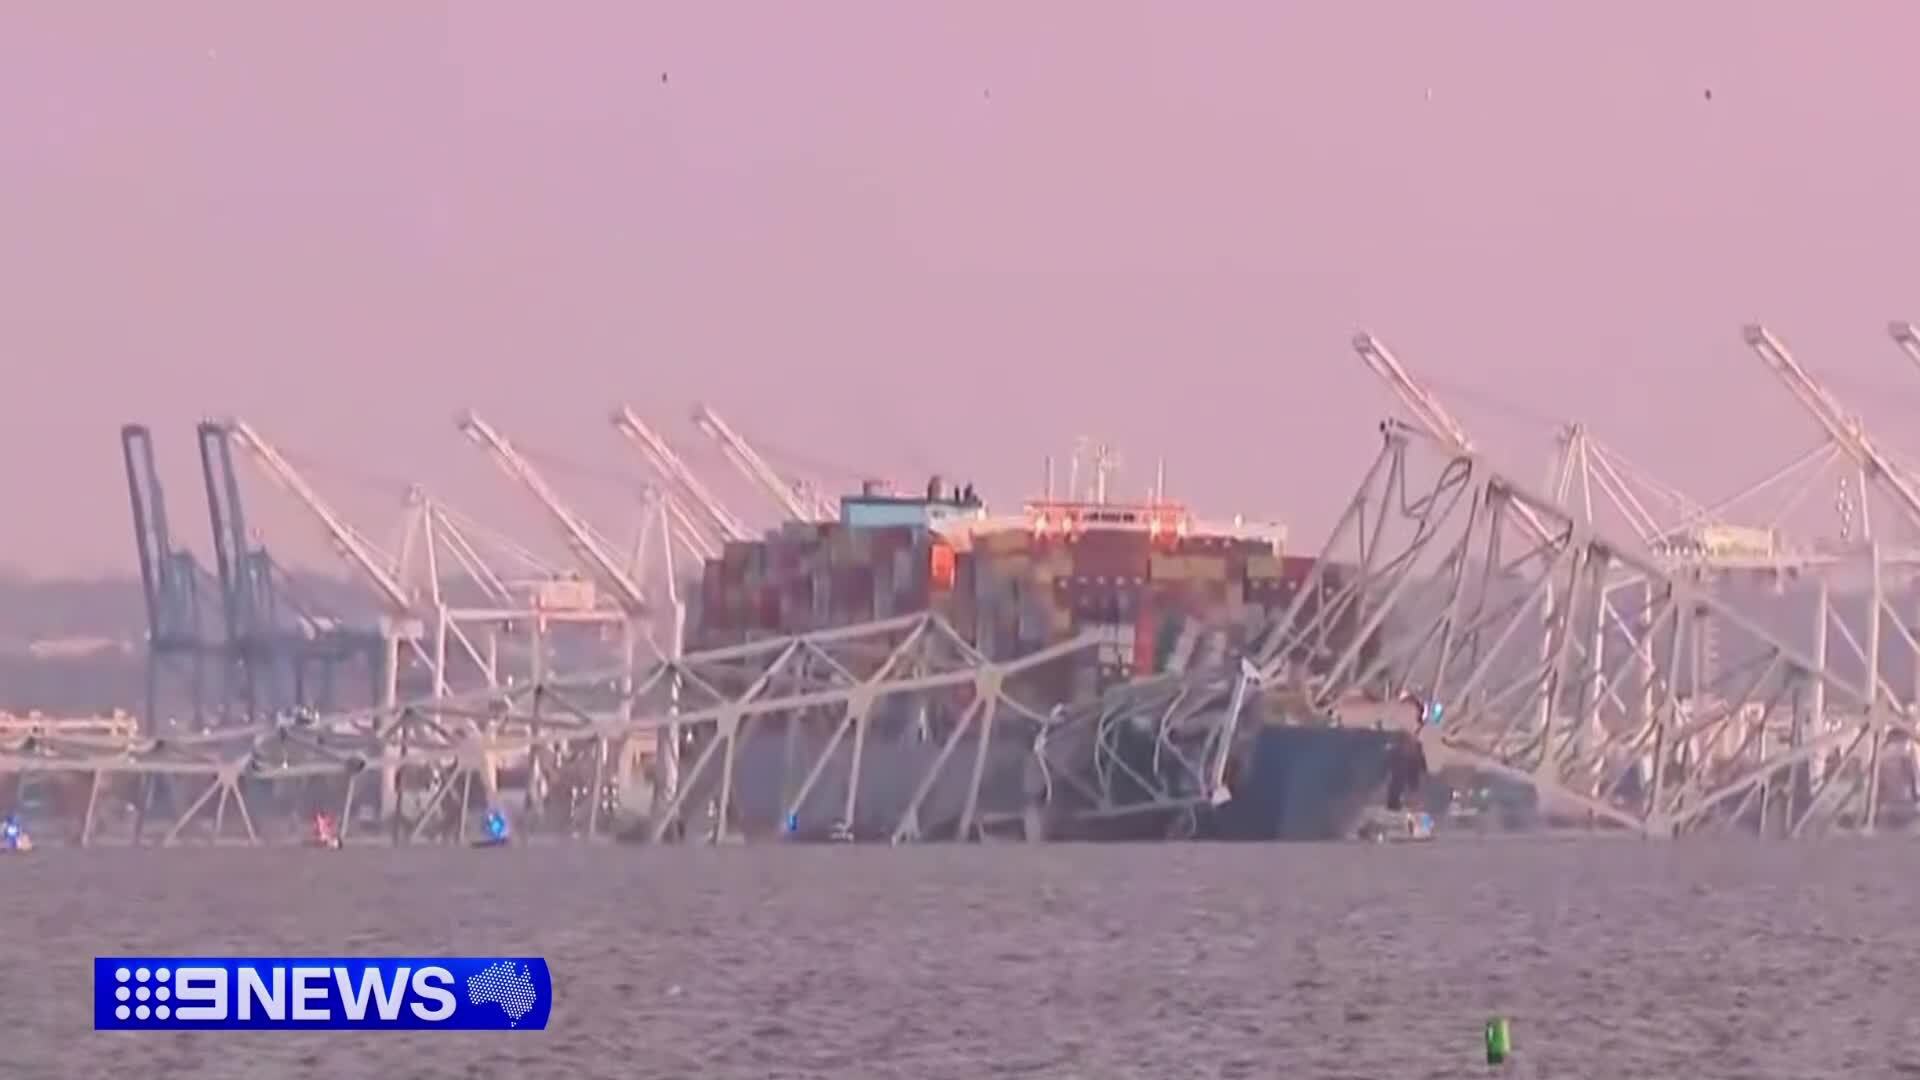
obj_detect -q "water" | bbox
[11,836,1920,1078]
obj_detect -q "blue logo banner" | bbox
[93,957,552,1031]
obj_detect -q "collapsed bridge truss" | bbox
[1250,420,1920,837]
[0,613,1094,847]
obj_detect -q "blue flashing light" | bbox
[784,813,799,834]
[483,810,509,840]
[2,820,16,843]
[1425,702,1444,727]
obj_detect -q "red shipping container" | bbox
[929,542,957,591]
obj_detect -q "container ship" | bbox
[688,476,1425,841]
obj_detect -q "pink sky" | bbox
[5,3,1920,578]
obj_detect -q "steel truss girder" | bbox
[0,614,1095,847]
[1027,660,1258,837]
[1253,420,1920,838]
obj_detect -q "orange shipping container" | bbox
[929,542,957,591]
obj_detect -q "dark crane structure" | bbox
[193,421,385,726]
[121,424,220,732]
[122,421,386,738]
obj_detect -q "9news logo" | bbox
[95,957,552,1031]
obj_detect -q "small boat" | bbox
[306,813,343,850]
[472,809,511,848]
[1356,808,1435,844]
[1,815,31,854]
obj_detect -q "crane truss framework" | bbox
[1254,420,1920,837]
[211,417,659,714]
[0,613,1095,848]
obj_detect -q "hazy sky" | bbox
[6,4,1920,579]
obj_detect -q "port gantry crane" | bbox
[1890,321,1920,376]
[1743,325,1920,543]
[209,416,643,834]
[121,424,222,732]
[611,405,754,549]
[458,410,713,820]
[691,403,838,524]
[220,418,611,697]
[1743,324,1920,821]
[384,486,630,689]
[455,410,674,627]
[218,418,428,706]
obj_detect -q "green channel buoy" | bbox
[1485,1016,1511,1066]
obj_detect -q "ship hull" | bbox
[618,720,1424,844]
[1210,725,1427,841]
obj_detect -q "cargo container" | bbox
[688,483,1371,689]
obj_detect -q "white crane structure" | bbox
[1890,321,1920,373]
[1885,322,1920,492]
[386,487,631,689]
[456,411,659,619]
[217,417,641,825]
[611,405,753,550]
[1743,325,1920,545]
[458,409,702,809]
[691,404,837,523]
[220,418,594,703]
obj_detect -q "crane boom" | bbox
[1743,324,1920,534]
[457,411,650,614]
[690,404,834,522]
[1889,321,1920,372]
[657,492,721,562]
[220,418,415,614]
[612,406,754,543]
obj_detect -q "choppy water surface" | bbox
[11,837,1920,1079]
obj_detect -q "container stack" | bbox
[687,496,1376,691]
[689,521,965,647]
